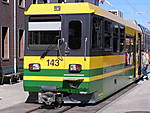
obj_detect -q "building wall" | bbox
[16,0,31,73]
[0,0,14,75]
[0,0,31,77]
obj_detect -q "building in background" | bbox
[108,10,123,18]
[0,0,32,83]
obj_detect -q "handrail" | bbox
[84,37,88,61]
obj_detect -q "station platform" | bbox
[0,81,28,110]
[97,74,150,113]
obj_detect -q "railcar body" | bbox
[24,3,143,104]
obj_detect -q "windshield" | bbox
[28,31,60,50]
[29,31,60,45]
[28,15,61,50]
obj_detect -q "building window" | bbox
[18,0,25,8]
[18,29,24,58]
[2,0,9,3]
[68,21,82,49]
[1,27,9,59]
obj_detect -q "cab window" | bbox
[68,21,82,49]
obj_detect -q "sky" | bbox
[99,0,150,29]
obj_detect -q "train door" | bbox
[63,15,89,56]
[62,14,89,82]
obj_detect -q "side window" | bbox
[124,34,134,66]
[148,35,150,52]
[68,21,82,49]
[42,0,50,3]
[113,24,119,52]
[92,17,102,49]
[43,0,47,3]
[145,34,148,50]
[120,26,125,52]
[120,26,125,38]
[113,38,118,52]
[113,24,119,37]
[104,21,112,49]
[75,0,84,2]
[58,0,64,3]
[141,34,145,51]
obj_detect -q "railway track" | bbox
[30,106,74,113]
[29,83,138,113]
[0,83,137,113]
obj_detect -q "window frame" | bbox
[18,29,25,59]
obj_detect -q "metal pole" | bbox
[14,0,17,75]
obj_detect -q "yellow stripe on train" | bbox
[24,66,134,82]
[24,55,125,70]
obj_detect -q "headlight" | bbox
[29,64,40,71]
[69,64,82,73]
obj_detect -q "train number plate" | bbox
[47,59,60,66]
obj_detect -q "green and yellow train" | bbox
[23,2,150,105]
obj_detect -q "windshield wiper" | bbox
[40,44,53,59]
[40,38,64,59]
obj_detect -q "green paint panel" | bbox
[89,79,103,93]
[102,69,134,99]
[23,63,135,96]
[24,80,62,92]
[24,69,90,77]
[24,80,89,93]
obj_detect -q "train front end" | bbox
[23,3,99,104]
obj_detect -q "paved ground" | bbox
[1,74,150,113]
[0,81,28,110]
[97,75,150,113]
